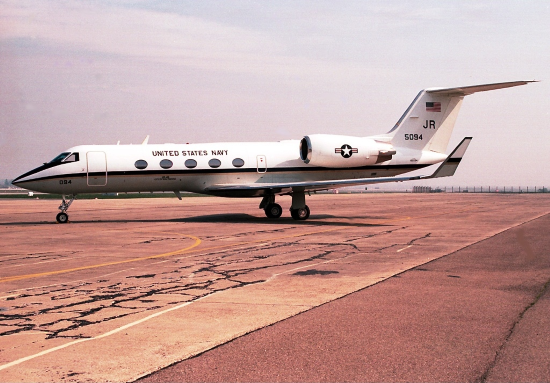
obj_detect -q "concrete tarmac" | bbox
[0,194,549,382]
[138,211,550,382]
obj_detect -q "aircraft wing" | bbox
[205,138,472,197]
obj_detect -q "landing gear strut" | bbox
[290,190,310,220]
[56,194,75,223]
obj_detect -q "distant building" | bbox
[413,186,432,193]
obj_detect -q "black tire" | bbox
[290,205,310,220]
[56,212,69,224]
[264,203,283,218]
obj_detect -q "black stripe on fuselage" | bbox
[13,164,430,184]
[12,161,70,183]
[446,157,462,163]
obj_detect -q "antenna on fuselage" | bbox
[142,135,150,145]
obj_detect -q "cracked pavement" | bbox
[1,194,549,382]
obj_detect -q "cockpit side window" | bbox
[49,152,71,164]
[63,153,79,162]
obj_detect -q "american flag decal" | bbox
[426,102,441,112]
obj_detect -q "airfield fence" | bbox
[412,186,549,193]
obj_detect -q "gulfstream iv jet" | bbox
[13,81,534,223]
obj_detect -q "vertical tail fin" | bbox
[384,81,535,154]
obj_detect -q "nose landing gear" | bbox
[56,212,69,223]
[56,195,75,223]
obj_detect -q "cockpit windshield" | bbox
[64,153,79,162]
[49,152,80,164]
[49,152,71,164]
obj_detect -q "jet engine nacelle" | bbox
[299,134,396,168]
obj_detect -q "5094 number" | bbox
[59,180,72,184]
[404,134,423,140]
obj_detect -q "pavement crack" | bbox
[407,233,431,245]
[343,227,407,242]
[375,232,431,252]
[477,276,550,383]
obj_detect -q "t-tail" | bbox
[384,81,536,154]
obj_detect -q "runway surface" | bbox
[0,194,549,382]
[138,210,550,382]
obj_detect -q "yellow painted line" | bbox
[0,234,202,284]
[0,227,338,284]
[175,206,475,258]
[0,206,484,372]
[0,206,479,284]
[176,226,343,257]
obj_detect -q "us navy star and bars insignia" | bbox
[335,144,358,158]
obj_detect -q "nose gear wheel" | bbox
[56,212,69,223]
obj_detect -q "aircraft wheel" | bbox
[56,212,69,224]
[290,205,310,220]
[265,203,283,218]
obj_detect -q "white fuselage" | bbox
[13,139,445,197]
[11,81,532,222]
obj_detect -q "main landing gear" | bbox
[290,205,310,220]
[259,192,310,221]
[264,202,283,218]
[56,194,75,223]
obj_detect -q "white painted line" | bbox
[397,245,413,253]
[0,294,208,372]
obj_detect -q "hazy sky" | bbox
[1,0,549,187]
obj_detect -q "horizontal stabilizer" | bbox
[425,137,472,179]
[426,81,537,96]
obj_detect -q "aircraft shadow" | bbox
[2,214,391,228]
[177,213,391,227]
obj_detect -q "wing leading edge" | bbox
[205,137,472,197]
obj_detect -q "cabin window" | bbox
[208,159,221,168]
[64,153,79,163]
[135,160,148,170]
[160,159,173,169]
[185,159,197,168]
[232,158,245,168]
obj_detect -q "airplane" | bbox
[12,80,534,223]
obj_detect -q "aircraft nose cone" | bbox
[12,174,24,184]
[12,163,51,185]
[12,172,31,185]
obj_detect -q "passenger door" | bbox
[87,151,107,186]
